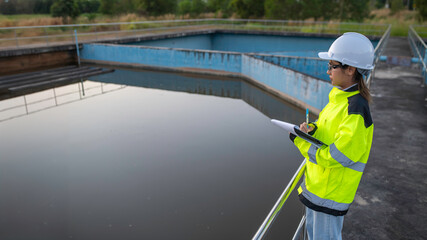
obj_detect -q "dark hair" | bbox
[340,63,372,103]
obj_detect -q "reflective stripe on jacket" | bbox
[293,85,373,216]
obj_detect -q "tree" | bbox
[390,0,404,14]
[415,0,427,21]
[0,0,17,14]
[334,0,370,21]
[99,0,116,14]
[51,0,80,22]
[192,0,206,16]
[178,0,192,15]
[230,0,264,18]
[76,0,100,13]
[143,0,176,15]
[206,0,232,17]
[265,0,302,20]
[34,0,54,14]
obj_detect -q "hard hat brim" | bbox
[318,52,331,60]
[318,51,374,70]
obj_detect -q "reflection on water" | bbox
[91,68,303,124]
[0,67,306,240]
[0,81,125,122]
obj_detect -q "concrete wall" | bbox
[250,54,330,81]
[129,34,213,50]
[211,33,335,53]
[0,50,76,76]
[130,32,337,54]
[81,44,242,73]
[241,55,332,111]
[81,43,332,113]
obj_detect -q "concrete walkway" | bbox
[343,37,427,239]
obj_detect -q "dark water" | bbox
[0,68,307,240]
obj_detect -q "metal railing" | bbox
[252,160,306,240]
[366,24,392,87]
[0,19,390,50]
[408,25,427,87]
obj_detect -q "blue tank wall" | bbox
[251,54,330,81]
[241,55,332,110]
[128,33,378,55]
[211,33,335,53]
[128,34,213,50]
[81,43,331,112]
[82,44,242,73]
[129,33,336,53]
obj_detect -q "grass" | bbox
[366,9,424,37]
[0,8,426,47]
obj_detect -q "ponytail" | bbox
[340,63,372,103]
[354,70,372,103]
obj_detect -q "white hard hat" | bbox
[318,32,374,70]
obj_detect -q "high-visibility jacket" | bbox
[292,85,373,216]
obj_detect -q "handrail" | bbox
[366,24,391,88]
[408,25,427,87]
[0,19,389,50]
[252,159,306,240]
[252,24,390,240]
[0,18,390,30]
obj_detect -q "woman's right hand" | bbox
[299,122,313,133]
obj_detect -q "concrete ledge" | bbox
[0,43,79,57]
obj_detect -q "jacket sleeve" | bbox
[293,113,370,170]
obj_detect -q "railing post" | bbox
[23,95,29,114]
[252,160,306,240]
[292,214,306,240]
[44,27,49,46]
[74,29,81,68]
[14,29,19,48]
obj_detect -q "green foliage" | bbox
[178,0,192,15]
[144,0,176,16]
[265,0,302,20]
[50,0,80,20]
[34,0,54,14]
[390,0,404,14]
[76,0,100,13]
[265,0,369,21]
[192,0,206,15]
[375,0,387,9]
[0,0,17,14]
[99,0,175,16]
[99,0,117,15]
[206,0,230,12]
[178,0,206,16]
[230,0,264,18]
[415,0,427,21]
[338,0,370,22]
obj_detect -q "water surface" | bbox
[0,68,307,239]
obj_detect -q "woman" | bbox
[290,32,374,240]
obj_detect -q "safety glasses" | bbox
[327,64,341,71]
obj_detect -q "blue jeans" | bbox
[305,207,344,240]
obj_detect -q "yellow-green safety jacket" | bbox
[292,85,374,216]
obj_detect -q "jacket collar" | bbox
[329,84,359,103]
[342,83,358,92]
